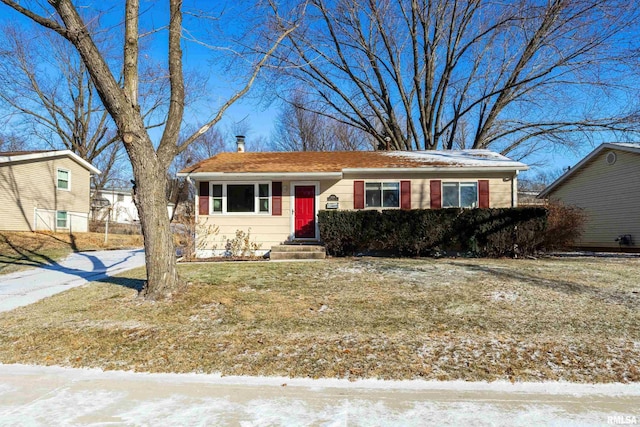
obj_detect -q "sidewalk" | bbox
[0,248,145,312]
[0,364,638,426]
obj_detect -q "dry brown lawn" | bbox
[0,231,143,275]
[0,256,638,383]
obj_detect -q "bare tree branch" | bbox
[264,0,640,155]
[177,16,300,152]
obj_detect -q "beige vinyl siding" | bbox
[319,179,353,209]
[548,149,640,249]
[197,182,292,255]
[0,156,92,231]
[197,215,292,256]
[195,172,517,256]
[337,172,516,209]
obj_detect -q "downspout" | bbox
[186,176,195,221]
[512,170,519,207]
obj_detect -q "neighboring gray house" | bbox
[538,143,640,251]
[0,150,100,232]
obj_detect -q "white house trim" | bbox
[0,150,101,175]
[178,172,342,180]
[290,181,320,241]
[208,181,272,215]
[342,166,528,174]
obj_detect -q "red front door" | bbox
[294,185,316,239]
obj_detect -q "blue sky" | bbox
[0,1,631,182]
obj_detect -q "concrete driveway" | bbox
[0,248,145,312]
[0,364,638,426]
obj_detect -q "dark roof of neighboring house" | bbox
[179,150,527,176]
[538,143,640,198]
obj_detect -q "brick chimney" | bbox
[236,135,246,153]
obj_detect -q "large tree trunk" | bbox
[128,134,181,299]
[0,0,295,299]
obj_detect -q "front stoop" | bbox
[269,244,326,260]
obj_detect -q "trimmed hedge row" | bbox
[318,208,548,257]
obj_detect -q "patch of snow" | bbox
[549,251,640,259]
[0,382,15,396]
[333,265,374,275]
[489,291,519,302]
[2,364,637,427]
[385,150,527,168]
[609,142,640,150]
[1,388,126,426]
[6,364,639,396]
[118,396,237,426]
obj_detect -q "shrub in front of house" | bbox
[540,201,586,250]
[318,208,548,257]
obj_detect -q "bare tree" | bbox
[0,133,25,152]
[265,0,640,157]
[0,0,297,299]
[167,125,227,221]
[0,23,125,190]
[272,90,373,151]
[519,168,567,193]
[171,126,226,175]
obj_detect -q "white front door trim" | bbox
[290,181,320,241]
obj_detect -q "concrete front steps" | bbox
[269,244,326,260]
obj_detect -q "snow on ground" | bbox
[10,363,640,395]
[0,364,638,426]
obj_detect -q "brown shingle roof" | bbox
[179,150,526,174]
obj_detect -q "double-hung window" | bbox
[212,184,223,212]
[57,169,70,190]
[365,182,400,208]
[211,183,270,214]
[442,182,478,208]
[258,183,269,213]
[56,211,68,228]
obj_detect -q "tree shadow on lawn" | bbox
[0,233,61,272]
[450,262,639,309]
[0,233,145,292]
[92,275,146,292]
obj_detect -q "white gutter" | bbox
[178,167,529,179]
[341,166,528,174]
[512,170,519,207]
[0,149,101,175]
[176,172,343,180]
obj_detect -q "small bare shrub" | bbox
[541,201,586,250]
[173,213,219,260]
[224,228,262,257]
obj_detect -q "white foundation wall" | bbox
[33,209,89,233]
